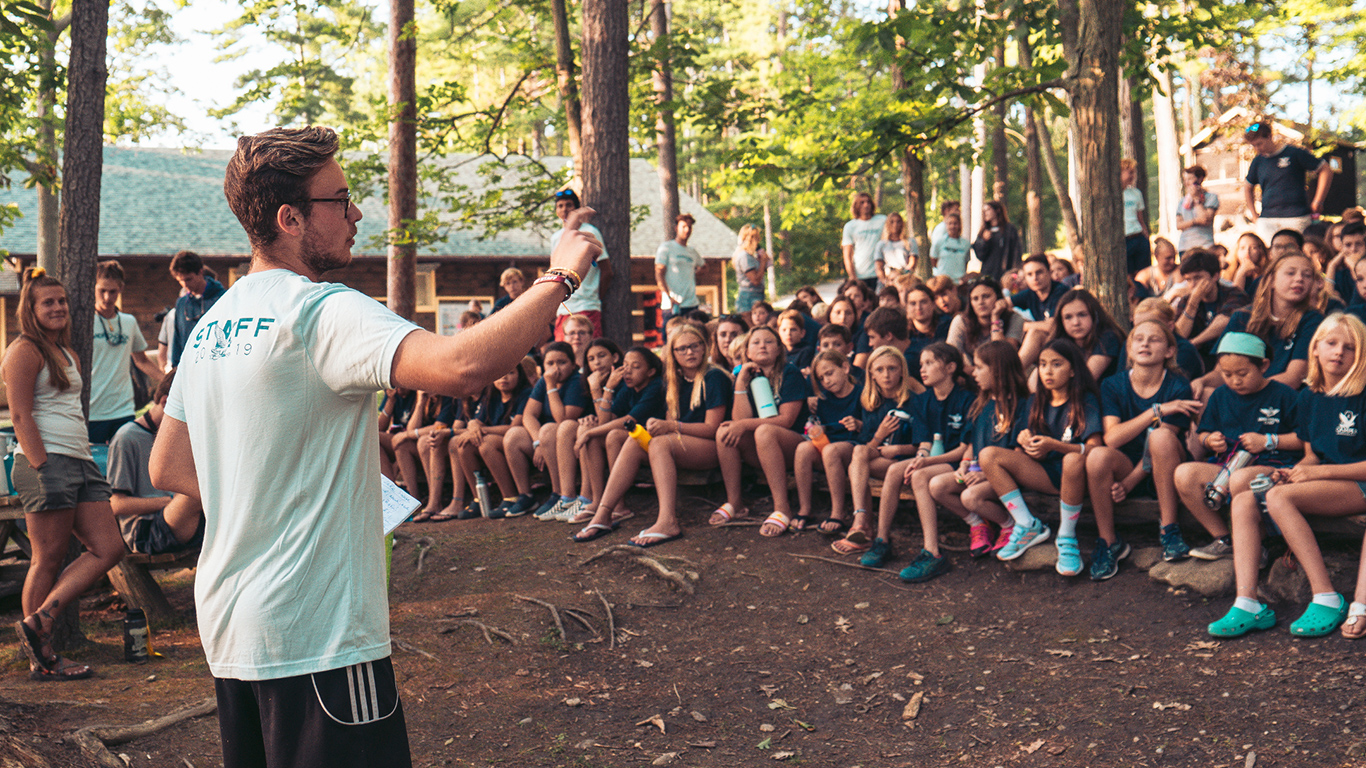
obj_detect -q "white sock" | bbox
[964,513,984,526]
[1058,501,1083,539]
[1313,592,1344,609]
[1234,596,1264,614]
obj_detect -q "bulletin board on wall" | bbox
[436,297,496,335]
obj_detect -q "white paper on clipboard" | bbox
[382,475,421,534]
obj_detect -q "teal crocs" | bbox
[1289,596,1349,637]
[1208,604,1277,638]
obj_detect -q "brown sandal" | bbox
[30,656,93,681]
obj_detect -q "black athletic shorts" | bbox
[215,656,412,768]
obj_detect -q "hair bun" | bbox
[29,267,45,278]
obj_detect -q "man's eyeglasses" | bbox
[298,190,353,212]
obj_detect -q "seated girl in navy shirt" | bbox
[925,341,1028,563]
[980,340,1101,576]
[781,351,863,534]
[837,343,973,573]
[559,338,622,519]
[1195,251,1323,398]
[501,341,592,520]
[573,347,666,523]
[1174,333,1301,560]
[710,326,810,530]
[574,325,730,545]
[1211,313,1366,640]
[846,346,920,537]
[1046,288,1125,382]
[444,359,536,519]
[1087,320,1201,580]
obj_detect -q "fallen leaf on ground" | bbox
[564,698,583,706]
[636,714,667,732]
[635,660,655,668]
[756,737,772,750]
[759,724,775,733]
[793,720,815,732]
[1048,745,1067,755]
[902,691,924,720]
[688,741,716,748]
[768,699,795,710]
[1152,702,1191,711]
[1185,640,1221,651]
[690,711,707,722]
[771,751,795,760]
[1044,649,1074,657]
[935,615,954,625]
[651,753,678,766]
[835,616,852,634]
[1022,739,1045,754]
[854,602,870,609]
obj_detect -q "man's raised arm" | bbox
[391,208,602,397]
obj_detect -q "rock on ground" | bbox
[1148,558,1236,597]
[1002,543,1058,572]
[1130,547,1163,571]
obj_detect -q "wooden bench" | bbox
[867,479,1366,536]
[107,549,199,625]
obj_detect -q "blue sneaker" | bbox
[1054,536,1082,576]
[860,538,891,568]
[1160,524,1191,562]
[505,493,537,518]
[1088,537,1130,581]
[532,495,562,521]
[995,518,1050,561]
[899,549,950,583]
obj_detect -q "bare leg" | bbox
[395,438,422,494]
[822,442,855,523]
[481,433,525,496]
[792,441,820,520]
[1229,491,1263,601]
[1148,427,1184,527]
[1085,446,1134,544]
[379,431,397,479]
[23,503,125,641]
[580,435,609,505]
[538,422,562,496]
[1265,481,1366,595]
[555,420,580,499]
[581,438,648,532]
[867,458,914,544]
[757,423,796,516]
[911,464,955,556]
[1174,462,1230,538]
[961,481,1011,525]
[646,434,720,540]
[849,448,894,516]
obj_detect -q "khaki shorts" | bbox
[12,453,112,513]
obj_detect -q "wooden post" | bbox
[386,0,417,322]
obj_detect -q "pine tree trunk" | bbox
[1036,112,1081,256]
[387,0,417,321]
[553,0,583,169]
[1119,71,1149,228]
[1017,17,1045,253]
[991,42,1009,207]
[581,0,631,347]
[53,0,110,651]
[1062,0,1126,326]
[651,0,678,241]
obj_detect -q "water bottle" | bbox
[624,418,652,450]
[474,471,494,518]
[1204,448,1253,509]
[1249,473,1282,536]
[968,460,981,473]
[750,375,779,418]
[930,432,945,457]
[805,417,829,454]
[123,608,149,663]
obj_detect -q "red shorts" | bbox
[555,310,602,340]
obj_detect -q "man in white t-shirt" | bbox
[89,260,164,443]
[655,213,705,318]
[549,188,611,338]
[841,192,887,289]
[149,127,600,768]
[1121,158,1151,276]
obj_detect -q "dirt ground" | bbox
[3,485,1366,768]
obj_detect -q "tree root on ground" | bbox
[515,595,567,639]
[393,638,439,660]
[439,619,516,645]
[70,697,217,768]
[413,536,435,575]
[562,608,601,639]
[579,547,698,594]
[596,589,616,650]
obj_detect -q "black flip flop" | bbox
[817,516,851,535]
[788,514,817,532]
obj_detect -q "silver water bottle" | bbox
[474,471,494,518]
[1204,448,1253,509]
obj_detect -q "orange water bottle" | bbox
[806,417,829,454]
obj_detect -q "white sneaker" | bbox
[556,498,586,522]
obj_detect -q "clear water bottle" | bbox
[1204,448,1253,509]
[930,432,945,457]
[474,470,494,518]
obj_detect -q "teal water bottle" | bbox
[930,432,945,457]
[750,375,779,418]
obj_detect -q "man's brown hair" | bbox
[154,367,177,403]
[223,126,340,248]
[169,250,202,275]
[96,259,125,284]
[676,213,696,226]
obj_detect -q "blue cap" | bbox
[1215,332,1267,361]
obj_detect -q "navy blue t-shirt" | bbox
[787,345,815,371]
[1100,370,1194,464]
[1020,392,1102,465]
[858,397,915,446]
[1335,270,1364,308]
[1011,281,1066,321]
[611,377,667,423]
[968,399,1022,452]
[529,371,592,417]
[1296,387,1366,466]
[748,363,811,431]
[1083,329,1125,380]
[802,314,822,350]
[1223,309,1323,378]
[911,385,975,451]
[1246,145,1323,218]
[381,390,418,431]
[815,385,863,442]
[475,388,532,426]
[435,396,469,425]
[1198,380,1299,466]
[677,368,733,423]
[905,315,953,383]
